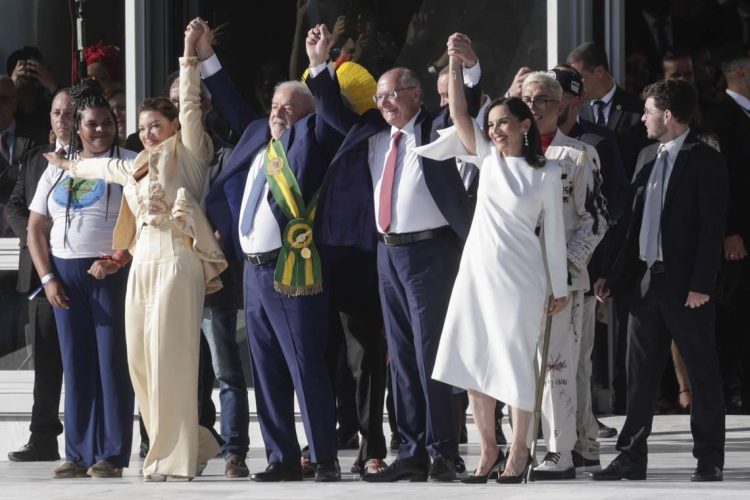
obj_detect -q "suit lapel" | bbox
[332,118,385,165]
[12,136,31,163]
[662,140,693,212]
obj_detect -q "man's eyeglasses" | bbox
[521,96,558,110]
[372,86,417,104]
[642,107,663,117]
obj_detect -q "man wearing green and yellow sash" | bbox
[197,24,343,482]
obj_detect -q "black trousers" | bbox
[28,296,63,446]
[326,246,387,463]
[616,270,725,469]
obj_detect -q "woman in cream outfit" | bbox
[45,20,227,480]
[415,36,568,483]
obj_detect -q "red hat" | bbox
[83,41,121,81]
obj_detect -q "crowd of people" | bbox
[1,7,748,486]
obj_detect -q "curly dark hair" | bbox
[482,97,546,168]
[641,78,697,124]
[51,78,121,248]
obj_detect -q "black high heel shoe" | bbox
[496,454,532,484]
[461,449,506,484]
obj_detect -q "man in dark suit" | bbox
[567,42,651,416]
[593,79,728,482]
[5,88,70,462]
[1,76,47,234]
[706,50,750,414]
[567,42,649,179]
[306,27,481,482]
[192,20,343,482]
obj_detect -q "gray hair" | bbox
[274,80,315,115]
[522,71,563,100]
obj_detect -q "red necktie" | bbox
[378,131,403,233]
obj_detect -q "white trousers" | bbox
[127,224,219,477]
[539,290,583,452]
[573,294,600,459]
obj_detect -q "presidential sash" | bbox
[264,139,323,296]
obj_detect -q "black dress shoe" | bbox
[314,460,341,482]
[251,462,304,482]
[7,442,59,462]
[139,440,149,458]
[589,454,646,481]
[361,458,429,482]
[428,457,456,482]
[691,463,722,482]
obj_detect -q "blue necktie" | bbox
[239,158,268,236]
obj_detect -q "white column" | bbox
[548,0,595,69]
[125,0,146,137]
[605,0,626,85]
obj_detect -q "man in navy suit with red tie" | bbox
[306,27,481,482]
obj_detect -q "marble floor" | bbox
[1,414,749,499]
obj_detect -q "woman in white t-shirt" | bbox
[27,80,137,480]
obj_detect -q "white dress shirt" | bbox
[589,84,617,125]
[307,60,481,234]
[726,89,750,118]
[369,113,448,234]
[238,150,282,254]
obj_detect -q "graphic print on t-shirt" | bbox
[51,175,106,209]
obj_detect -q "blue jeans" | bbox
[201,306,250,458]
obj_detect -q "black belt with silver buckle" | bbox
[377,226,450,246]
[650,261,665,274]
[245,249,280,266]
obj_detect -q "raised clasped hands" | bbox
[184,17,214,61]
[306,24,335,67]
[446,33,477,68]
[184,18,205,57]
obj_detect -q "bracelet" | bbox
[40,273,56,286]
[103,251,131,269]
[679,389,691,394]
[112,250,131,268]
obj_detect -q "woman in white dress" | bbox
[416,37,569,483]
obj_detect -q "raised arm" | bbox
[446,34,476,155]
[305,24,361,135]
[180,20,213,164]
[194,18,258,136]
